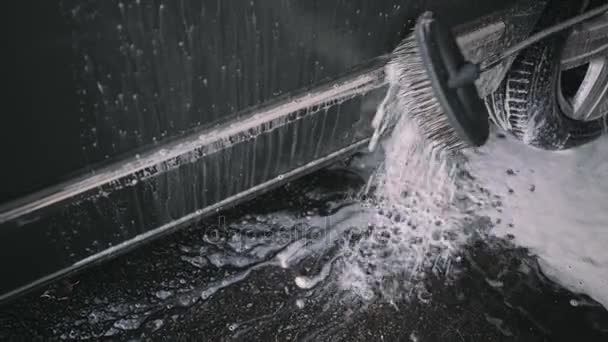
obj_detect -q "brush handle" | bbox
[447,63,481,88]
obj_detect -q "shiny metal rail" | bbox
[2,4,604,227]
[0,2,548,226]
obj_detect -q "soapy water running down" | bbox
[118,114,477,309]
[3,86,608,339]
[174,112,484,307]
[13,106,607,339]
[148,89,608,311]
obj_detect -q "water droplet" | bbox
[155,290,173,300]
[113,318,141,331]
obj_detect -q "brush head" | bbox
[389,12,489,150]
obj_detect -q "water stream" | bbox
[2,91,608,340]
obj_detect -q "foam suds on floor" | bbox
[7,117,608,341]
[371,58,608,308]
[183,119,608,310]
[465,133,608,309]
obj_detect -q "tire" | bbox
[485,1,607,150]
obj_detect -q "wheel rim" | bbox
[558,56,608,121]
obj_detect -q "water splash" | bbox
[333,111,482,303]
[160,95,494,306]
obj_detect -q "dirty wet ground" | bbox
[1,164,607,341]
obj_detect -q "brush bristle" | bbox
[387,34,466,151]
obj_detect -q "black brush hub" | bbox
[415,11,490,147]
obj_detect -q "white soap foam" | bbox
[465,133,608,308]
